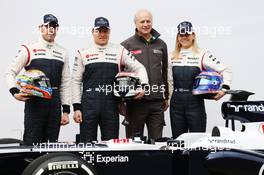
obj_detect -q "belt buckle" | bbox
[86,88,92,92]
[86,88,101,92]
[175,88,190,92]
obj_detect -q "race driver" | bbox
[169,21,232,138]
[6,14,71,145]
[72,17,149,142]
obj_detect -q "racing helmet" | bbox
[114,72,141,99]
[16,69,52,99]
[192,70,223,99]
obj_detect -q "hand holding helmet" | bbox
[114,72,143,99]
[16,69,52,99]
[114,72,145,126]
[192,70,224,99]
[13,92,31,101]
[133,88,145,100]
[214,90,226,101]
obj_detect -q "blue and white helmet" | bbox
[192,70,223,99]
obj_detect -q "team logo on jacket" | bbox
[131,50,142,55]
[187,61,199,64]
[33,49,46,52]
[53,55,63,59]
[153,49,163,54]
[33,48,46,56]
[105,57,117,61]
[86,54,99,59]
[105,53,117,56]
[171,59,182,65]
[187,57,199,60]
[53,50,63,55]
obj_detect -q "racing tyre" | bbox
[22,152,97,175]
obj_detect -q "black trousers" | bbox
[126,99,165,139]
[80,98,119,142]
[23,95,61,145]
[170,92,207,139]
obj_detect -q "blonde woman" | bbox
[169,21,232,139]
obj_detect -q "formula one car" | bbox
[0,138,187,175]
[1,90,264,175]
[172,90,264,175]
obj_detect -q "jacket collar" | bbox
[180,47,193,53]
[38,36,55,49]
[134,28,160,43]
[92,42,110,52]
